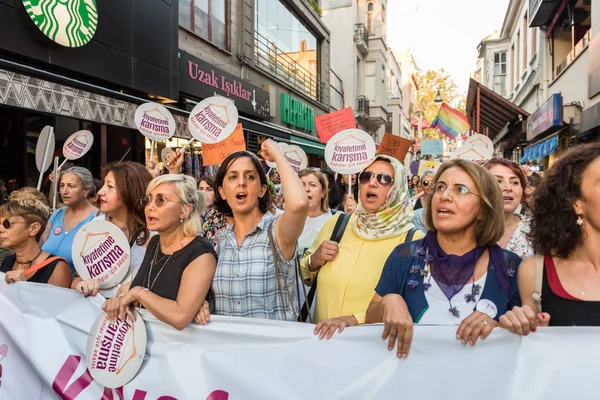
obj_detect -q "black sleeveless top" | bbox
[542,258,600,326]
[0,254,62,284]
[131,235,216,301]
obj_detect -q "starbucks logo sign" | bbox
[21,0,98,48]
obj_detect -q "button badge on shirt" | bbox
[54,226,63,235]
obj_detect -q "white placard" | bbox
[134,103,176,142]
[188,97,239,144]
[450,134,494,161]
[63,130,94,160]
[281,145,308,173]
[86,313,147,389]
[35,126,55,173]
[72,220,131,289]
[161,147,175,164]
[265,142,289,168]
[325,129,376,174]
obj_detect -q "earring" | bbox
[577,216,584,226]
[180,218,184,223]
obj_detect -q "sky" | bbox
[387,0,511,94]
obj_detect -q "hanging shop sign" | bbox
[527,93,562,141]
[180,51,270,120]
[281,93,315,132]
[20,0,98,48]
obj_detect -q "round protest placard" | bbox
[161,147,175,164]
[325,129,376,174]
[188,96,239,144]
[134,103,176,142]
[63,130,94,160]
[265,142,289,169]
[72,220,131,289]
[450,134,493,162]
[281,145,308,173]
[86,312,147,388]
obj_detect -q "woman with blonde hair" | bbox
[0,188,70,287]
[366,159,521,358]
[103,174,217,330]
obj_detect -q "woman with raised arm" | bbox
[103,174,216,330]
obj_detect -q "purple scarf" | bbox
[421,232,510,301]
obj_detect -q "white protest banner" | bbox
[135,103,176,161]
[86,313,147,388]
[35,125,55,190]
[187,96,239,147]
[3,279,600,400]
[72,220,131,289]
[325,129,376,175]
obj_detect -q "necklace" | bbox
[16,249,43,269]
[144,243,175,291]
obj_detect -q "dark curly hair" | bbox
[529,143,600,258]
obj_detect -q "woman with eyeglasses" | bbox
[198,175,230,252]
[412,170,435,211]
[41,167,99,277]
[194,139,309,324]
[0,188,70,287]
[72,162,153,297]
[484,158,533,259]
[102,174,216,330]
[300,155,423,338]
[365,159,521,358]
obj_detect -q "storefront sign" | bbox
[180,51,270,120]
[325,129,376,174]
[527,93,562,141]
[188,97,239,144]
[21,0,98,48]
[281,93,315,132]
[72,221,131,289]
[86,313,147,388]
[134,103,176,142]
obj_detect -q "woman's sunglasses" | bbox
[422,180,432,187]
[140,194,180,208]
[358,171,394,187]
[1,219,27,229]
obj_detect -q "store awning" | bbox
[290,135,325,156]
[520,135,558,163]
[466,78,530,141]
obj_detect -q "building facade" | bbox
[396,49,419,139]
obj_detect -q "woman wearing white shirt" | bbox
[297,168,331,321]
[73,162,153,296]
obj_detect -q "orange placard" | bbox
[315,107,356,143]
[202,124,246,166]
[377,133,413,162]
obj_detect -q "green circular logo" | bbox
[22,0,98,48]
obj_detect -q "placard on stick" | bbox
[377,133,412,162]
[202,124,246,166]
[325,129,376,174]
[315,107,356,143]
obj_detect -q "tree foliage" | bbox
[416,68,466,139]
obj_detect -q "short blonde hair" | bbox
[423,159,505,246]
[0,188,51,241]
[146,174,206,236]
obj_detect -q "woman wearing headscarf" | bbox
[366,159,521,358]
[300,155,423,338]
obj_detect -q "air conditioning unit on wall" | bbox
[563,104,582,125]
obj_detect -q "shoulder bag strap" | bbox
[404,227,417,243]
[24,256,67,278]
[532,253,544,313]
[300,212,352,322]
[268,223,298,322]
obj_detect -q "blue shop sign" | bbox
[527,93,562,141]
[520,136,558,163]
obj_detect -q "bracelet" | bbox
[137,287,149,303]
[308,254,320,272]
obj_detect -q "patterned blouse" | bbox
[506,215,534,259]
[198,208,228,252]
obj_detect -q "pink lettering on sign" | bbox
[188,61,252,102]
[331,143,369,163]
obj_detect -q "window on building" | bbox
[367,2,375,34]
[385,113,392,134]
[381,65,386,104]
[531,28,537,57]
[516,31,521,81]
[381,5,386,37]
[522,14,528,71]
[179,0,227,49]
[493,52,507,96]
[510,44,515,92]
[255,0,320,101]
[330,69,344,111]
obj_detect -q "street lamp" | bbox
[434,89,443,103]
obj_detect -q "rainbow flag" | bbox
[430,103,470,139]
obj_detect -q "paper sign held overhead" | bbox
[63,130,94,160]
[377,133,412,162]
[325,129,376,174]
[315,107,356,143]
[86,313,147,388]
[72,220,131,289]
[134,103,176,142]
[188,96,239,144]
[420,140,444,156]
[202,124,246,166]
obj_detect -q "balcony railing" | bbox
[555,30,591,78]
[354,23,369,54]
[254,31,326,103]
[356,95,370,117]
